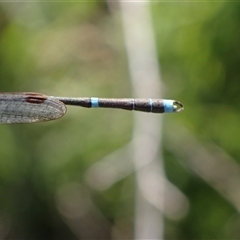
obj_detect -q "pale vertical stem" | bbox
[119,2,165,239]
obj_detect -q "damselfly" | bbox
[0,92,184,124]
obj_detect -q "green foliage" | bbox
[0,1,239,239]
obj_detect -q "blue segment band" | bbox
[91,97,99,108]
[149,99,153,112]
[163,100,174,112]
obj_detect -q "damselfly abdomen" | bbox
[0,92,184,124]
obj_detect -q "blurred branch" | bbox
[56,182,112,240]
[165,122,240,213]
[85,142,189,220]
[119,2,164,238]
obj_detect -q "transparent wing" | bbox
[0,93,67,124]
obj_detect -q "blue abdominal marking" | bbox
[149,99,153,112]
[163,100,175,113]
[91,97,99,108]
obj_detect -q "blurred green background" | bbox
[0,1,239,239]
